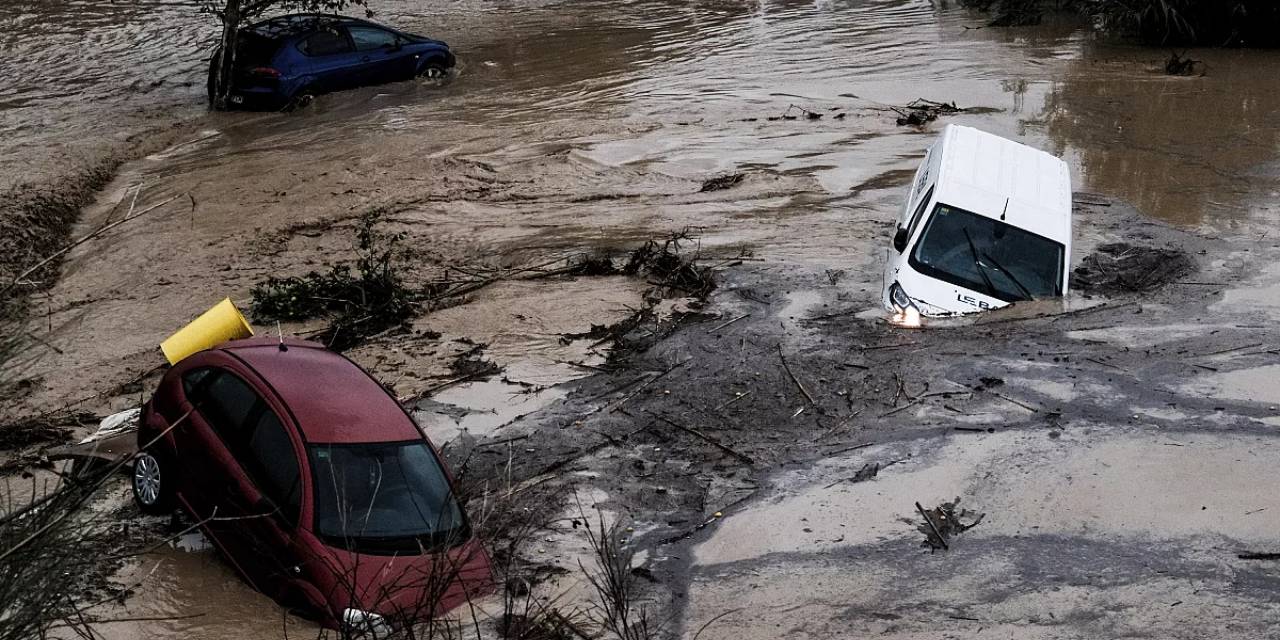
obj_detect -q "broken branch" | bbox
[777,344,816,405]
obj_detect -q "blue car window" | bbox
[299,29,351,56]
[348,26,399,51]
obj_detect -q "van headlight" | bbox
[343,608,390,637]
[888,282,922,328]
[889,282,914,311]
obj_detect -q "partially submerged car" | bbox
[132,337,490,629]
[209,13,456,110]
[882,124,1072,325]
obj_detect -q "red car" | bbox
[132,337,491,630]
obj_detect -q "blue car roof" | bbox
[248,13,379,39]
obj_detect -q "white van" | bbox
[881,124,1071,325]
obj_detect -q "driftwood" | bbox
[916,497,985,551]
[777,344,816,405]
[652,413,755,466]
[915,501,949,551]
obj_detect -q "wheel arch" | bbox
[415,49,453,73]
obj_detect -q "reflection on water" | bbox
[1043,43,1280,225]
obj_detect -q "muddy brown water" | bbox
[6,0,1280,638]
[4,1,1280,224]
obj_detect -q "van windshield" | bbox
[909,203,1064,302]
[309,441,468,554]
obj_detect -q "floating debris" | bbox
[851,462,881,482]
[892,99,964,126]
[977,376,1004,389]
[700,173,745,192]
[822,461,887,487]
[1165,50,1201,76]
[623,231,717,298]
[1071,242,1196,294]
[766,104,826,122]
[916,497,984,551]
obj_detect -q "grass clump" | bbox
[250,210,417,351]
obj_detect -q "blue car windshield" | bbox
[309,441,467,554]
[909,203,1064,302]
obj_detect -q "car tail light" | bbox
[249,67,281,78]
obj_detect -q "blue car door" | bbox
[296,28,359,92]
[346,25,418,85]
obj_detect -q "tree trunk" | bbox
[212,0,243,111]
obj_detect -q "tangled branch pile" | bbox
[1071,242,1196,294]
[916,497,985,551]
[623,232,717,299]
[251,217,718,352]
[893,99,965,127]
[250,211,418,351]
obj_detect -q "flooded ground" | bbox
[687,428,1280,639]
[4,0,1280,638]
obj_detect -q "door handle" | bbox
[361,56,370,62]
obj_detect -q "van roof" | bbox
[934,124,1071,246]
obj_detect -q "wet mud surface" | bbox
[460,199,1280,638]
[3,0,1280,638]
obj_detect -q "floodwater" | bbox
[687,429,1280,640]
[0,0,209,189]
[6,0,1280,638]
[5,0,1280,225]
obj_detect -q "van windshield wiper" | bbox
[981,251,1034,301]
[962,228,998,298]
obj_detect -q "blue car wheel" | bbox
[284,85,317,111]
[417,60,449,80]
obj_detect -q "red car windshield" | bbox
[309,441,467,554]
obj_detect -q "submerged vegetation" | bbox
[250,213,717,352]
[956,0,1280,46]
[250,210,417,351]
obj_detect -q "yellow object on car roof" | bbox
[160,297,254,365]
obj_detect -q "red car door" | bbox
[173,367,254,552]
[220,384,312,605]
[180,365,307,599]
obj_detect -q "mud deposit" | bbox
[4,0,1280,638]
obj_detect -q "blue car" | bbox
[208,14,455,110]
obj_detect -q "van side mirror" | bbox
[893,227,909,253]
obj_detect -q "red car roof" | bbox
[220,338,419,444]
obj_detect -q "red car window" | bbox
[186,367,303,525]
[201,372,259,442]
[245,409,302,525]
